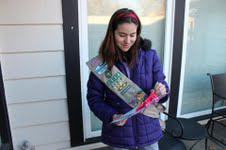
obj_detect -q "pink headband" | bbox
[116,13,138,21]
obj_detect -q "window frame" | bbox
[62,0,204,147]
[78,0,176,139]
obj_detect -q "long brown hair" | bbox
[99,8,142,69]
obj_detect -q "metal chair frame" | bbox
[206,73,226,147]
[163,112,207,150]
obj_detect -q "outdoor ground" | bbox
[92,119,226,150]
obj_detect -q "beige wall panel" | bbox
[4,76,67,104]
[12,122,70,149]
[0,0,62,24]
[0,51,65,80]
[0,25,64,53]
[8,99,68,128]
[34,141,70,150]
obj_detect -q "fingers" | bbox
[154,83,166,96]
[116,119,127,126]
[113,114,127,126]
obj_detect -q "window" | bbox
[80,0,174,139]
[177,0,226,117]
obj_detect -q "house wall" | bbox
[0,0,70,149]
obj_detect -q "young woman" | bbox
[87,8,169,150]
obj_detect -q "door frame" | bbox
[78,0,176,139]
[62,0,189,147]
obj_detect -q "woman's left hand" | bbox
[112,114,127,126]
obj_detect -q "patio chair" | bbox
[159,131,187,150]
[161,111,207,150]
[206,73,226,147]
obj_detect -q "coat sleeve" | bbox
[87,72,119,123]
[152,50,170,103]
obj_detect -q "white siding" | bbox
[0,25,64,53]
[0,0,71,149]
[36,141,71,150]
[12,122,70,149]
[8,99,68,128]
[4,77,67,104]
[0,0,62,24]
[0,52,65,80]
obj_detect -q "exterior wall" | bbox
[0,0,70,149]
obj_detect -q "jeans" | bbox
[112,142,159,150]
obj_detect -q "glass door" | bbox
[79,0,175,139]
[177,0,226,118]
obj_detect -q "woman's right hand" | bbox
[154,82,166,97]
[112,114,127,126]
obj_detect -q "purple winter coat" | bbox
[87,48,169,149]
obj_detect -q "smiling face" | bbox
[114,23,138,52]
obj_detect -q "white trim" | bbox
[62,142,107,150]
[162,0,176,117]
[180,106,226,118]
[177,0,190,117]
[78,0,98,140]
[163,0,175,83]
